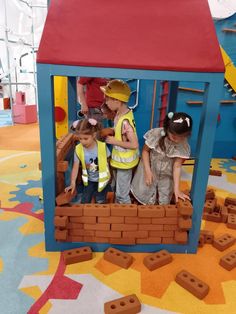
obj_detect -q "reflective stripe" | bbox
[99,170,110,179]
[112,152,139,163]
[82,169,87,175]
[113,145,129,152]
[82,175,88,183]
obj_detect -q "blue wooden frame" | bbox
[37,63,224,252]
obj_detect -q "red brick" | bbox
[143,250,173,271]
[55,228,68,241]
[96,230,121,238]
[84,223,110,231]
[209,169,222,176]
[219,250,236,271]
[111,224,138,231]
[152,217,178,225]
[136,237,161,244]
[225,197,236,206]
[164,224,178,231]
[69,229,95,237]
[175,270,209,299]
[110,204,137,217]
[54,215,69,228]
[84,236,109,243]
[220,206,229,223]
[125,217,151,224]
[178,217,192,230]
[62,246,92,265]
[138,205,165,217]
[70,216,96,224]
[123,231,148,238]
[67,222,83,229]
[83,204,110,217]
[203,212,222,223]
[55,205,83,216]
[104,294,141,314]
[149,230,174,237]
[175,231,188,244]
[227,214,236,229]
[204,199,217,213]
[56,190,77,206]
[67,235,83,242]
[200,230,214,244]
[164,205,178,217]
[227,204,236,214]
[205,189,215,200]
[213,233,236,251]
[162,237,177,244]
[177,199,193,216]
[139,224,163,231]
[110,238,136,245]
[98,216,124,224]
[104,247,133,269]
[198,234,205,247]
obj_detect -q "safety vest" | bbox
[75,141,110,192]
[111,110,139,169]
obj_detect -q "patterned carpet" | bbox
[0,145,236,313]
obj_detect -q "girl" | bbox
[65,118,110,203]
[131,112,192,205]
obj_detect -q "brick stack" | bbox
[54,201,193,245]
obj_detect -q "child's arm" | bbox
[142,144,153,186]
[173,158,190,202]
[77,82,88,114]
[64,160,80,194]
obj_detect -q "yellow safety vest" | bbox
[111,110,139,169]
[75,140,110,192]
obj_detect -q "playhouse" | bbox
[37,0,225,252]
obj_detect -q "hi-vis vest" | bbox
[75,140,110,192]
[111,110,139,169]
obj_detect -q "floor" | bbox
[0,123,236,314]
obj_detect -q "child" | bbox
[65,118,110,203]
[131,112,192,205]
[100,79,139,203]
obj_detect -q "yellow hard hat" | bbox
[100,79,131,103]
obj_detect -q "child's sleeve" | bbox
[143,128,161,149]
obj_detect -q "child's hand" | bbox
[144,170,153,186]
[64,183,76,194]
[105,136,117,145]
[175,190,191,203]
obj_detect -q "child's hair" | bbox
[159,112,192,151]
[75,118,101,135]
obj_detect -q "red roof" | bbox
[37,0,224,73]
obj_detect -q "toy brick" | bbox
[143,250,173,271]
[111,224,138,231]
[110,238,136,245]
[69,229,95,237]
[138,205,165,217]
[136,237,162,244]
[67,235,83,242]
[203,212,222,222]
[55,228,68,241]
[123,231,148,238]
[110,204,137,217]
[13,104,37,124]
[62,246,92,265]
[198,235,205,247]
[15,91,26,105]
[209,169,222,176]
[139,224,163,231]
[84,223,110,231]
[125,217,151,224]
[205,189,215,200]
[152,217,178,225]
[225,197,236,206]
[178,217,192,230]
[175,270,209,299]
[164,224,178,231]
[213,233,236,251]
[227,214,236,229]
[55,205,83,216]
[104,294,141,314]
[227,204,236,214]
[162,237,177,244]
[104,247,133,269]
[83,204,110,217]
[67,222,83,229]
[54,215,69,228]
[70,216,96,223]
[220,206,229,223]
[84,236,109,243]
[149,230,174,238]
[96,230,121,238]
[56,172,65,194]
[56,190,77,206]
[175,231,188,244]
[177,199,193,216]
[204,199,217,213]
[164,205,178,217]
[99,127,115,138]
[219,250,236,271]
[98,216,124,224]
[200,230,214,244]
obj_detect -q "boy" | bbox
[100,79,139,203]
